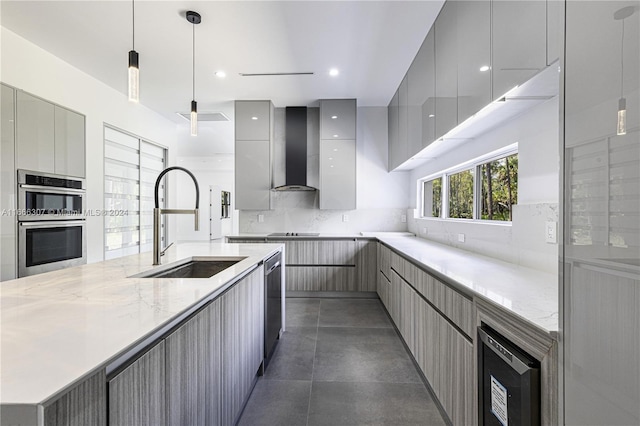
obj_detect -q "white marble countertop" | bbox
[375,234,559,336]
[0,242,282,406]
[227,233,376,239]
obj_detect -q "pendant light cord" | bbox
[620,19,625,98]
[192,23,196,100]
[132,0,135,50]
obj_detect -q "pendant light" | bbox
[614,6,634,136]
[186,11,201,136]
[128,0,139,103]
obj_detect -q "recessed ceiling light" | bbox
[251,116,258,120]
[331,115,338,119]
[329,68,339,77]
[428,114,435,118]
[215,70,226,78]
[479,65,490,72]
[328,157,333,160]
[333,148,338,152]
[333,134,339,138]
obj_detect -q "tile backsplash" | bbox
[407,202,559,273]
[239,191,409,234]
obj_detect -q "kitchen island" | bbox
[0,241,283,426]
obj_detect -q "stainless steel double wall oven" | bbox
[17,170,87,277]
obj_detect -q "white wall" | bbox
[173,155,238,242]
[239,106,411,234]
[408,97,560,273]
[1,28,180,263]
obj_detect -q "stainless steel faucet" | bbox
[152,166,200,265]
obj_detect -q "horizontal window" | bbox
[419,148,518,222]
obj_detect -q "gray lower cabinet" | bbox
[228,238,378,292]
[165,298,222,426]
[381,244,475,426]
[108,342,166,426]
[221,267,265,425]
[106,266,264,426]
[43,370,106,426]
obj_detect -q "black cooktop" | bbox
[267,232,320,237]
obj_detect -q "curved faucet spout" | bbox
[152,166,200,265]
[154,166,200,209]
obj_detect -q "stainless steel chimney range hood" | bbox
[272,107,317,191]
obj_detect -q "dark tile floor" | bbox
[237,298,447,426]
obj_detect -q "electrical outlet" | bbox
[258,214,264,223]
[422,227,428,235]
[545,221,557,244]
[458,233,465,243]
[342,214,349,222]
[401,214,407,223]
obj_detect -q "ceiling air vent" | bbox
[239,72,314,77]
[177,112,230,122]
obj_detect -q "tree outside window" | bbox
[480,154,518,221]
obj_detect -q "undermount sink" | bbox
[133,258,244,279]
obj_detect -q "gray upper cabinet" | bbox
[320,99,356,140]
[320,99,356,210]
[54,106,85,177]
[1,84,16,281]
[235,100,271,141]
[235,101,273,210]
[388,89,400,170]
[407,28,436,158]
[320,139,356,210]
[16,91,55,173]
[491,0,547,99]
[457,0,491,123]
[16,91,86,177]
[435,1,458,139]
[546,0,563,66]
[398,75,409,163]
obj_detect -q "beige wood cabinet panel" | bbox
[221,266,265,425]
[377,243,391,281]
[286,266,355,292]
[356,240,377,292]
[43,370,106,426]
[108,342,165,426]
[166,299,222,426]
[282,240,357,265]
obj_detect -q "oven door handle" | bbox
[19,220,86,228]
[19,184,86,194]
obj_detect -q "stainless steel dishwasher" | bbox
[264,252,282,370]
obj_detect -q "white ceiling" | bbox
[1,0,445,125]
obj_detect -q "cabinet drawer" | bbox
[390,250,474,338]
[282,240,357,265]
[286,266,356,292]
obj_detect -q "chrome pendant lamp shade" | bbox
[128,0,139,102]
[187,11,201,136]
